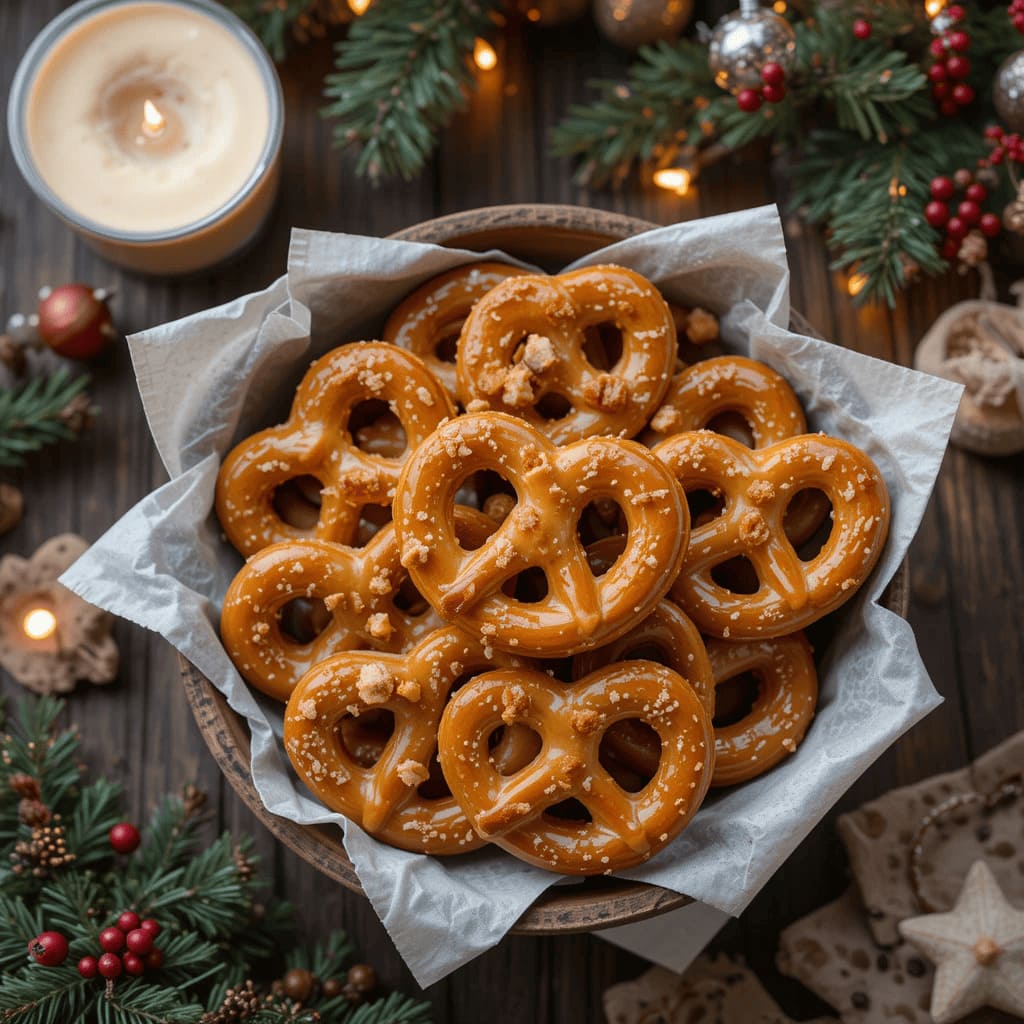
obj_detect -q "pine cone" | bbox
[10,823,75,878]
[0,335,27,375]
[18,798,51,827]
[8,772,39,799]
[183,783,207,816]
[200,980,262,1023]
[58,393,94,434]
[233,845,254,882]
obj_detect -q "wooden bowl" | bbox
[180,203,911,935]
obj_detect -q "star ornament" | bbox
[898,859,1024,1024]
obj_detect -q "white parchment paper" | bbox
[61,207,963,987]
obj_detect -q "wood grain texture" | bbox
[1,3,1021,1020]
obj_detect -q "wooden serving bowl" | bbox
[180,203,911,935]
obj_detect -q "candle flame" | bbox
[23,608,57,641]
[142,99,166,137]
[348,0,371,14]
[653,167,692,196]
[473,38,498,71]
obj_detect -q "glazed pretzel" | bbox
[456,266,676,443]
[586,633,817,787]
[653,431,890,638]
[216,343,454,556]
[284,625,531,855]
[437,662,713,874]
[221,507,496,702]
[393,412,689,656]
[382,262,530,400]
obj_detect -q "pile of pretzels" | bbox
[215,262,890,876]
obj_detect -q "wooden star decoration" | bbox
[898,859,1024,1024]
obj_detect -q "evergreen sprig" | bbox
[227,0,314,60]
[0,697,433,1024]
[322,0,499,181]
[0,371,94,469]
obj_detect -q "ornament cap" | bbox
[973,936,1001,965]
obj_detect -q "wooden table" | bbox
[2,4,1022,1020]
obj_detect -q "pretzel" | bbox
[216,343,455,556]
[382,263,530,400]
[392,412,689,656]
[284,625,530,855]
[585,633,817,787]
[456,266,676,443]
[438,662,713,874]
[653,431,890,638]
[221,506,497,702]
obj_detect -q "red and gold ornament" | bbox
[36,285,115,361]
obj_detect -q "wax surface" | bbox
[26,2,270,234]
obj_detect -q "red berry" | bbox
[952,83,974,105]
[125,929,154,956]
[984,125,1004,140]
[957,200,980,224]
[928,63,948,82]
[930,37,947,57]
[980,212,1001,237]
[924,201,950,227]
[109,823,141,855]
[762,83,786,103]
[930,176,955,200]
[99,927,125,953]
[140,919,162,937]
[945,55,970,79]
[117,911,141,933]
[940,237,960,260]
[1015,12,1024,30]
[97,953,122,979]
[991,146,1006,164]
[939,98,960,117]
[946,216,968,240]
[965,182,987,202]
[737,88,762,113]
[28,932,69,967]
[932,81,951,99]
[77,956,98,979]
[946,4,965,19]
[946,30,970,52]
[953,168,973,188]
[123,953,145,976]
[144,948,164,970]
[853,18,872,39]
[760,61,785,86]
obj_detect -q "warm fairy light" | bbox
[22,608,57,641]
[653,166,692,196]
[525,6,541,20]
[141,99,165,138]
[772,0,787,12]
[924,0,946,17]
[473,38,498,71]
[847,271,869,297]
[348,0,371,14]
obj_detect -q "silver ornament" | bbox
[595,0,694,49]
[708,1,796,94]
[994,51,1024,132]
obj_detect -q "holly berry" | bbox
[928,63,947,83]
[932,81,951,100]
[946,216,968,240]
[930,37,946,58]
[952,83,974,106]
[77,956,99,979]
[853,18,872,39]
[28,932,69,967]
[925,201,950,228]
[930,176,955,201]
[984,125,1004,140]
[140,919,162,937]
[760,62,785,86]
[123,952,145,977]
[97,952,123,979]
[941,237,960,260]
[965,182,987,203]
[737,88,762,113]
[939,99,959,117]
[144,948,164,970]
[109,822,141,854]
[762,83,786,103]
[125,928,154,956]
[947,4,965,20]
[947,30,970,52]
[957,200,981,224]
[980,212,1002,237]
[36,285,115,361]
[1015,11,1024,31]
[117,911,141,933]
[100,927,125,953]
[945,55,971,79]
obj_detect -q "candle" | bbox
[7,0,283,275]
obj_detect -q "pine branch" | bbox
[345,992,433,1024]
[0,371,94,469]
[0,965,93,1023]
[66,780,122,868]
[322,0,498,181]
[98,981,204,1024]
[226,0,313,60]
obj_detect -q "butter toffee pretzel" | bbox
[215,259,892,875]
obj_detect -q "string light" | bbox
[23,608,57,641]
[772,0,787,12]
[924,0,946,17]
[847,271,869,297]
[653,167,692,197]
[473,37,498,71]
[348,0,371,14]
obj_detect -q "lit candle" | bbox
[23,607,58,642]
[8,0,284,275]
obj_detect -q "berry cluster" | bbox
[923,171,1000,260]
[736,61,787,114]
[982,124,1024,166]
[926,6,974,116]
[77,913,164,980]
[1009,0,1024,34]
